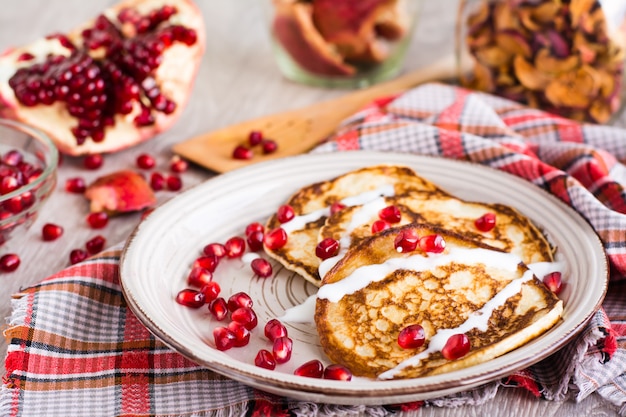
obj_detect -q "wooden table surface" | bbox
[0,1,622,416]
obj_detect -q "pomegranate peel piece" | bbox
[85,169,156,214]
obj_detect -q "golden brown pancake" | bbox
[315,223,563,379]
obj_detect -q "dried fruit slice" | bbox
[0,0,205,155]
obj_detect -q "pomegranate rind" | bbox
[84,169,156,214]
[0,0,206,156]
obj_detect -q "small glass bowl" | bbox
[0,119,58,245]
[264,0,422,89]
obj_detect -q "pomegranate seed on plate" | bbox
[248,130,263,146]
[85,235,106,254]
[0,253,20,272]
[200,281,221,303]
[265,319,288,341]
[228,321,251,347]
[193,255,219,272]
[397,324,426,349]
[276,204,295,223]
[379,205,401,223]
[330,202,346,214]
[42,223,63,241]
[418,234,446,253]
[254,349,276,370]
[169,156,188,173]
[86,211,109,229]
[175,288,205,308]
[272,336,293,364]
[315,238,340,260]
[543,271,563,295]
[166,174,182,191]
[323,364,352,381]
[371,220,390,234]
[213,326,236,351]
[294,359,324,378]
[394,229,419,253]
[232,145,253,160]
[246,231,264,251]
[231,307,258,330]
[261,139,278,154]
[203,243,226,259]
[150,172,165,191]
[208,297,229,321]
[475,213,496,232]
[65,177,86,193]
[136,153,156,169]
[227,291,253,311]
[83,154,103,170]
[69,249,89,265]
[245,222,264,236]
[264,228,288,250]
[224,236,246,258]
[187,266,213,288]
[441,334,471,360]
[251,258,273,278]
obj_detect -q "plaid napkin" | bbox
[3,82,626,416]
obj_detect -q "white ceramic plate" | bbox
[120,151,608,405]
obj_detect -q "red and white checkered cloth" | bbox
[3,83,626,416]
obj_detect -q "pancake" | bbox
[317,190,554,278]
[263,165,445,286]
[315,223,563,379]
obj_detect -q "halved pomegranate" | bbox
[0,0,205,156]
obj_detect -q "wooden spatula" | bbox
[173,54,457,173]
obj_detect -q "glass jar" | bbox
[456,0,626,124]
[264,0,422,89]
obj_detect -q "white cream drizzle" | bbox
[279,294,317,323]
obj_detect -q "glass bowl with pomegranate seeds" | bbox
[0,119,58,245]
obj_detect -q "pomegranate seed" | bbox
[371,220,390,234]
[169,156,188,173]
[543,271,563,295]
[251,258,273,278]
[227,292,253,311]
[475,213,496,232]
[85,235,106,254]
[166,174,182,191]
[276,204,295,223]
[224,236,246,258]
[246,231,264,251]
[203,243,227,259]
[192,255,219,272]
[294,359,324,378]
[264,227,287,250]
[136,153,156,169]
[208,297,229,320]
[2,150,23,167]
[232,145,253,160]
[245,222,264,236]
[200,281,221,302]
[441,334,471,360]
[83,154,103,170]
[228,321,251,347]
[42,223,63,241]
[272,336,293,364]
[261,139,278,154]
[379,205,401,223]
[187,266,213,288]
[397,324,426,349]
[0,253,20,272]
[69,249,88,265]
[231,307,258,330]
[323,364,353,381]
[213,326,236,351]
[150,172,165,191]
[175,288,205,308]
[418,234,446,253]
[65,177,86,193]
[254,349,276,370]
[265,319,288,341]
[315,237,340,260]
[0,176,20,195]
[330,202,346,214]
[248,130,263,146]
[394,229,419,252]
[86,211,108,229]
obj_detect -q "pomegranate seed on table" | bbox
[397,324,426,349]
[42,223,63,241]
[83,154,103,170]
[418,234,446,253]
[248,130,263,146]
[246,231,264,251]
[245,222,264,236]
[65,177,86,193]
[227,291,254,311]
[232,145,253,160]
[200,281,221,303]
[0,253,20,272]
[193,255,219,272]
[136,153,156,169]
[85,235,106,254]
[264,228,288,250]
[231,307,258,330]
[394,229,419,253]
[475,212,496,232]
[187,266,213,288]
[169,156,188,173]
[224,236,246,258]
[228,321,251,347]
[251,258,273,278]
[441,334,471,360]
[371,220,390,234]
[315,238,340,260]
[213,326,236,351]
[379,205,401,223]
[150,172,165,191]
[69,249,89,265]
[261,139,278,154]
[273,336,293,364]
[208,297,229,321]
[323,364,353,381]
[265,319,288,341]
[175,288,205,309]
[276,204,295,223]
[203,243,227,259]
[294,359,324,378]
[166,174,182,191]
[86,211,109,229]
[255,349,276,370]
[543,271,563,295]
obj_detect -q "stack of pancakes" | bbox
[264,165,563,379]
